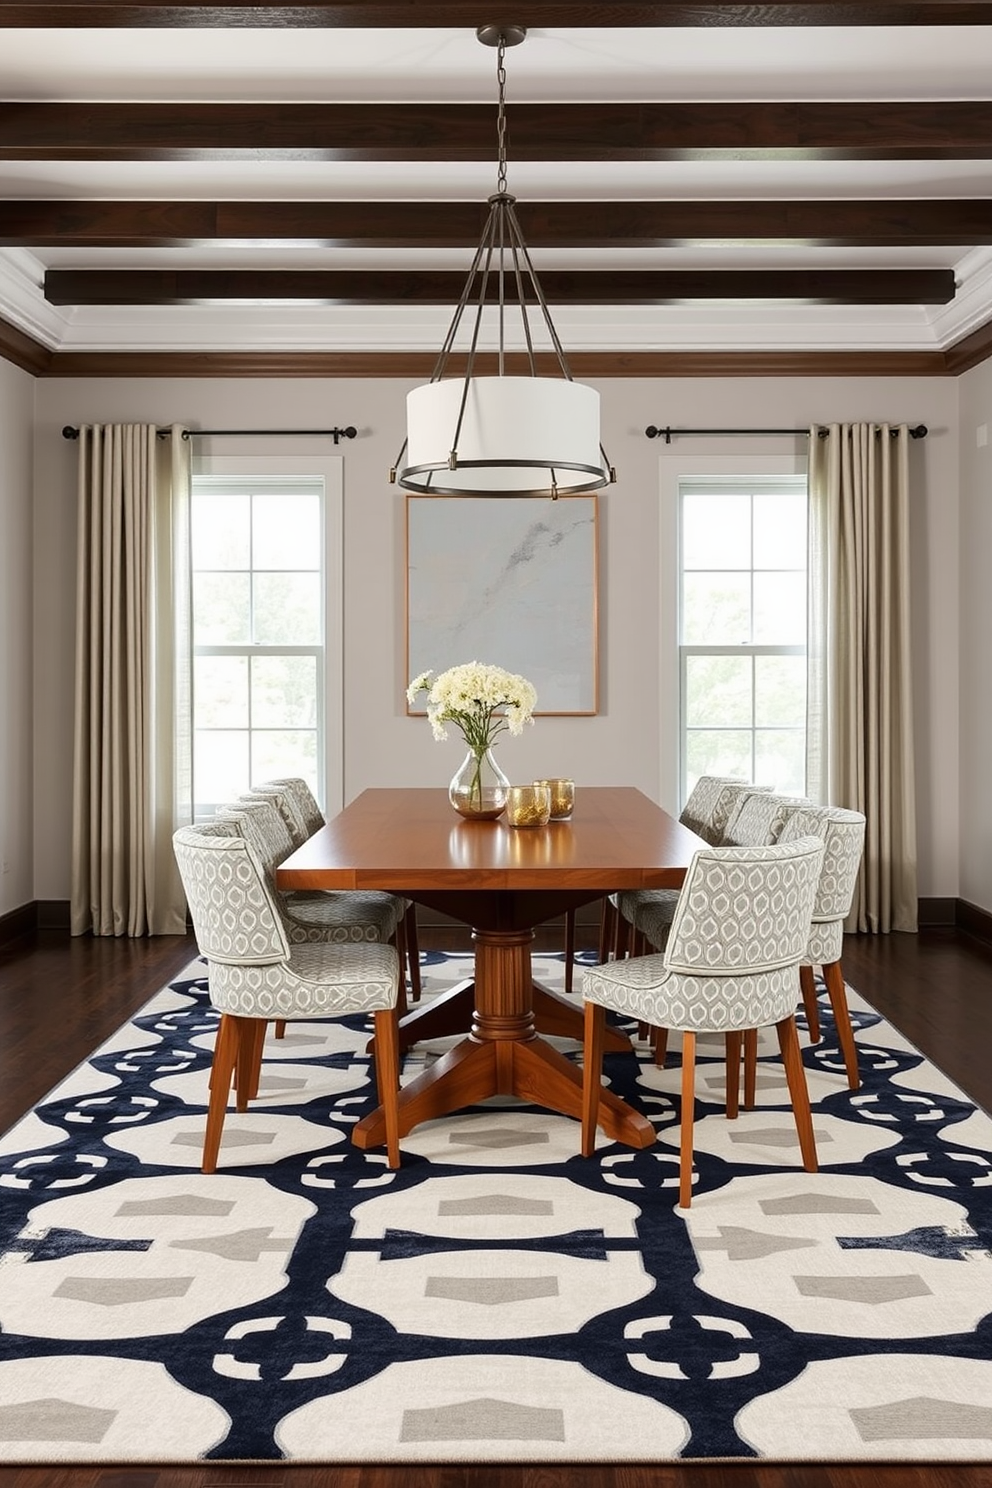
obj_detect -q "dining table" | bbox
[275,785,704,1152]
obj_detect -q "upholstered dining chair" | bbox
[601,776,757,967]
[172,820,402,1172]
[255,776,422,1005]
[579,835,825,1208]
[742,804,867,1097]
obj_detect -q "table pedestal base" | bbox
[353,923,654,1152]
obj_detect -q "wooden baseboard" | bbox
[955,898,992,948]
[918,896,958,928]
[0,901,37,948]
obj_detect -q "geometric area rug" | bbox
[1,949,991,1464]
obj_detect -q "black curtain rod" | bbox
[645,423,928,443]
[62,425,357,444]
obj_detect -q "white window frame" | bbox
[190,451,345,818]
[657,449,808,813]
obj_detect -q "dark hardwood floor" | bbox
[2,917,991,1488]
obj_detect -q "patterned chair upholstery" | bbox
[605,777,759,966]
[580,835,825,1208]
[721,791,812,848]
[242,783,309,848]
[768,804,867,1091]
[260,776,325,838]
[252,776,422,1004]
[216,798,401,947]
[172,820,402,1172]
[612,780,781,967]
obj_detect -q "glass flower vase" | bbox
[449,746,509,820]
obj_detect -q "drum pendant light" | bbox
[390,24,616,500]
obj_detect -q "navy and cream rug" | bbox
[1,948,991,1464]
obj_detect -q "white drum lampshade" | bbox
[398,376,609,498]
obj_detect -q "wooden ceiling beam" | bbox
[4,100,992,160]
[42,266,957,305]
[4,3,992,27]
[4,198,992,246]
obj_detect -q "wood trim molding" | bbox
[0,308,980,379]
[4,344,954,378]
[0,315,53,376]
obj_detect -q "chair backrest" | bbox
[779,805,866,922]
[242,783,309,848]
[699,781,772,846]
[722,791,812,847]
[215,797,295,889]
[664,835,825,977]
[259,776,324,838]
[173,819,290,966]
[679,775,746,840]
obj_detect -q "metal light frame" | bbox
[390,24,616,500]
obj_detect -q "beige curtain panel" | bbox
[807,422,918,933]
[71,423,192,937]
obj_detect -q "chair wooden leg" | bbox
[273,1020,287,1039]
[564,908,576,994]
[614,913,631,961]
[654,1026,669,1068]
[372,1007,402,1169]
[742,1028,758,1109]
[800,963,821,1042]
[725,1032,742,1119]
[405,904,422,1002]
[581,1001,607,1156]
[775,1015,818,1174]
[679,1030,696,1209]
[598,897,617,963]
[393,918,409,1019]
[202,1013,239,1174]
[235,1017,266,1110]
[824,959,860,1090]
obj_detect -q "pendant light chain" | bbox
[496,34,509,196]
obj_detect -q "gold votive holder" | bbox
[534,777,575,820]
[506,783,552,828]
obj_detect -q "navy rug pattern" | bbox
[1,949,991,1462]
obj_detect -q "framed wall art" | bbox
[406,494,599,715]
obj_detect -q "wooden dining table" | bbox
[276,785,704,1152]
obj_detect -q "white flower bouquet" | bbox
[407,662,537,816]
[407,661,537,750]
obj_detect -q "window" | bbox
[679,474,808,800]
[190,473,325,819]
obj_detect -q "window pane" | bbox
[253,493,321,571]
[252,729,317,784]
[686,729,753,789]
[682,493,750,570]
[682,573,751,644]
[755,729,806,796]
[194,572,250,644]
[194,655,249,728]
[685,654,752,727]
[192,493,250,571]
[755,654,806,728]
[753,492,807,568]
[194,729,250,807]
[253,573,321,645]
[251,655,317,728]
[753,571,806,644]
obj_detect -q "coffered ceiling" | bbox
[3,2,992,373]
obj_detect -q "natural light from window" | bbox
[679,474,808,800]
[190,474,324,817]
